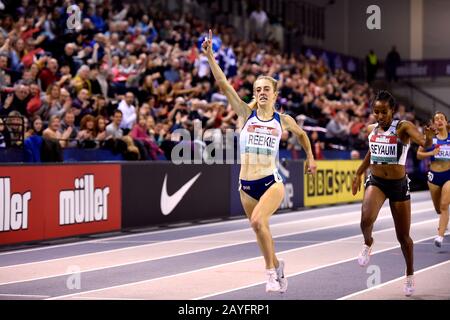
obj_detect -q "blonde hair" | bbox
[250,75,278,110]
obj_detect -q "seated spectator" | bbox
[58,43,79,77]
[394,103,409,121]
[163,58,181,83]
[348,116,366,150]
[310,130,324,160]
[0,117,11,148]
[77,114,97,148]
[38,58,59,91]
[325,111,350,148]
[279,130,289,151]
[71,65,92,95]
[0,83,30,116]
[351,149,361,160]
[137,74,157,105]
[25,115,43,139]
[95,61,112,99]
[118,91,137,130]
[24,115,44,162]
[5,110,24,146]
[43,115,72,148]
[105,109,123,139]
[91,95,109,118]
[72,88,93,126]
[21,38,45,69]
[38,84,70,121]
[94,115,107,144]
[121,134,140,160]
[56,64,73,88]
[26,83,41,116]
[117,56,138,83]
[130,114,162,160]
[28,63,42,84]
[59,111,79,148]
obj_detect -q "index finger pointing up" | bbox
[209,29,212,41]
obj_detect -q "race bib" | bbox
[434,144,450,161]
[245,124,279,155]
[369,135,398,163]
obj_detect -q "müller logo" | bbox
[0,177,31,232]
[371,135,395,144]
[59,175,110,226]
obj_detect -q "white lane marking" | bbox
[0,195,431,256]
[194,234,441,300]
[0,293,50,298]
[46,219,437,300]
[69,297,144,300]
[0,202,366,256]
[0,208,433,287]
[337,260,450,300]
[0,203,432,268]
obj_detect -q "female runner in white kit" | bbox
[202,30,317,293]
[352,91,434,296]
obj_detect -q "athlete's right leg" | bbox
[438,181,450,238]
[427,181,442,215]
[357,185,386,266]
[360,185,386,247]
[240,185,285,293]
[240,190,258,220]
[242,183,285,270]
[240,190,280,268]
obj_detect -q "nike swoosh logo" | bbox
[278,162,290,179]
[265,181,273,186]
[160,173,202,216]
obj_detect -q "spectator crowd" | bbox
[0,0,420,162]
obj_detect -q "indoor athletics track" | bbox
[0,191,448,300]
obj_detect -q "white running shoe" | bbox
[404,275,415,297]
[434,236,443,248]
[358,244,372,267]
[265,269,281,293]
[276,260,288,293]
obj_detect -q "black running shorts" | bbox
[364,174,411,202]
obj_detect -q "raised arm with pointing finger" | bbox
[201,30,252,119]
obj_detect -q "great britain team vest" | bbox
[239,110,282,158]
[429,136,450,162]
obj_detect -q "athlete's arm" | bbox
[281,114,317,174]
[351,124,375,195]
[352,149,370,195]
[399,121,435,148]
[417,145,439,160]
[201,30,251,119]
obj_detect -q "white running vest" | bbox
[368,120,410,165]
[239,110,282,158]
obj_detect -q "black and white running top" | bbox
[368,120,410,165]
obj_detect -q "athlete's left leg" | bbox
[249,182,284,270]
[389,200,414,275]
[389,199,415,296]
[438,181,450,237]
